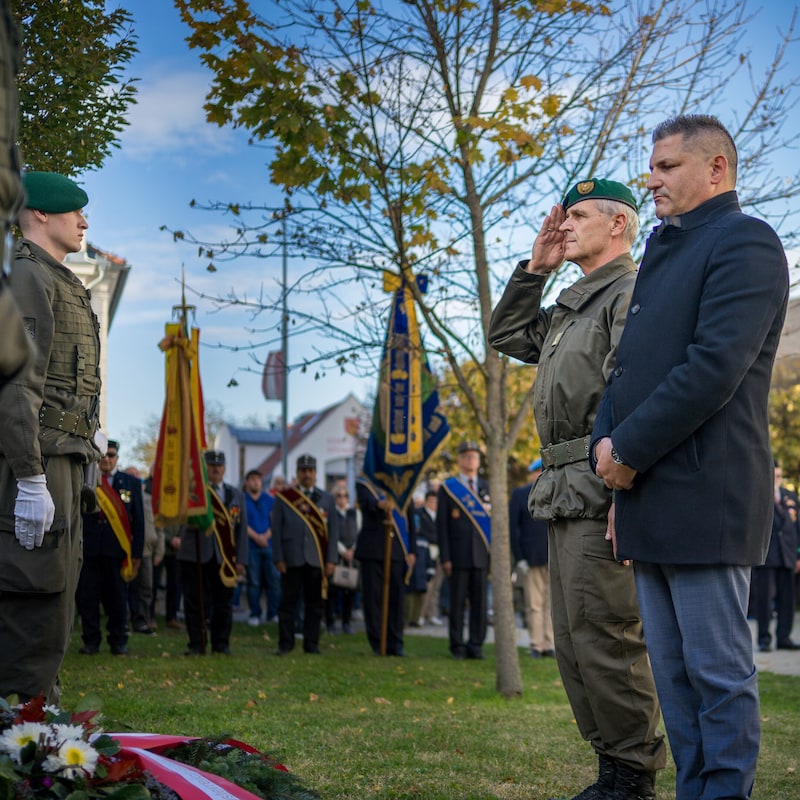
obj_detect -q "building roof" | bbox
[254,398,347,476]
[225,424,283,446]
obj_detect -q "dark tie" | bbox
[468,479,475,493]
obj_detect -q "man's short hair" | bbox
[245,469,263,480]
[594,198,640,247]
[652,114,738,184]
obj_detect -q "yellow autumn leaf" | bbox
[447,697,455,704]
[520,74,542,91]
[309,693,320,702]
[374,697,392,705]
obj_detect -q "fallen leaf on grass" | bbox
[446,697,454,704]
[309,693,320,702]
[374,697,391,705]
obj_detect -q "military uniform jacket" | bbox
[590,193,788,565]
[0,239,101,479]
[766,488,800,569]
[83,470,145,560]
[489,255,636,521]
[271,486,339,568]
[437,477,491,569]
[176,483,248,567]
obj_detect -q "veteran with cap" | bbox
[0,171,102,703]
[175,450,248,655]
[489,179,665,800]
[271,454,339,655]
[437,440,492,660]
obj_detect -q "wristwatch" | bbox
[610,447,625,466]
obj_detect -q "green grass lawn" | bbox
[59,621,800,799]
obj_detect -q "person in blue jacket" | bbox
[592,115,788,800]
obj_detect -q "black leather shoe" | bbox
[212,647,231,655]
[133,627,156,636]
[275,648,293,656]
[111,646,128,656]
[304,645,321,654]
[777,639,800,650]
[184,647,204,656]
[466,650,485,660]
[759,642,772,652]
[78,645,99,655]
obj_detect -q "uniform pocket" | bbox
[0,526,67,593]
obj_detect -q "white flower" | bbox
[52,723,86,743]
[0,722,49,763]
[43,737,99,779]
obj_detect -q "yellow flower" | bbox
[43,738,99,779]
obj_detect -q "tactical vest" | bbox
[15,240,101,409]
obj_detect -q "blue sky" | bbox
[78,1,800,455]
[81,1,368,449]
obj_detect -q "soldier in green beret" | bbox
[0,170,102,704]
[489,179,666,799]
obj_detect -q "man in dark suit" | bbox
[175,450,247,655]
[592,115,788,800]
[271,454,339,655]
[355,477,416,656]
[418,488,445,626]
[509,459,553,658]
[438,440,491,659]
[77,439,144,655]
[752,463,800,652]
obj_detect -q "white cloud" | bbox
[120,69,238,158]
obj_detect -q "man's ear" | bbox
[709,154,728,185]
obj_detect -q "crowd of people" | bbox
[2,106,799,800]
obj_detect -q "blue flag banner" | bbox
[361,271,449,512]
[356,475,411,556]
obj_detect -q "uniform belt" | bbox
[39,406,97,439]
[540,436,591,469]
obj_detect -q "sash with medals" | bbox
[96,478,135,582]
[356,475,412,582]
[442,476,491,552]
[208,488,239,589]
[276,487,330,599]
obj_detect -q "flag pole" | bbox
[379,509,393,656]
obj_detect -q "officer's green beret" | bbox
[562,178,636,211]
[22,171,89,213]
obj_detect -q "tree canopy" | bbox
[15,0,138,175]
[173,0,800,696]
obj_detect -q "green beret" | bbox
[22,171,89,213]
[562,178,636,211]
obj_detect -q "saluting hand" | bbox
[526,204,566,275]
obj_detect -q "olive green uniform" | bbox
[489,255,666,773]
[0,238,101,703]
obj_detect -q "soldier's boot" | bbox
[609,761,656,800]
[549,754,617,800]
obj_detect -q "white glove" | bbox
[515,559,530,576]
[14,475,56,550]
[94,429,108,455]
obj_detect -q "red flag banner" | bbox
[262,350,285,401]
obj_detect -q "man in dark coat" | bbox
[355,477,416,656]
[592,115,788,800]
[438,440,491,660]
[509,459,553,658]
[175,450,247,655]
[77,439,144,655]
[752,463,800,652]
[271,453,339,655]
